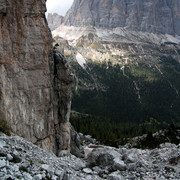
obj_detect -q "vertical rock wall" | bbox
[53,51,72,153]
[0,0,72,154]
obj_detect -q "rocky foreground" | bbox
[0,133,180,180]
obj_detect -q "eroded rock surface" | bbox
[64,0,180,35]
[0,0,72,153]
[0,133,179,180]
[53,49,73,152]
[0,133,100,180]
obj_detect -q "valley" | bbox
[0,0,180,179]
[48,0,180,146]
[51,26,180,145]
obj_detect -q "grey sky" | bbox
[46,0,74,16]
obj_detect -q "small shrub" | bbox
[19,166,28,172]
[169,155,180,165]
[0,119,11,136]
[0,152,6,157]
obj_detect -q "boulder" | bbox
[87,148,126,171]
[70,125,84,158]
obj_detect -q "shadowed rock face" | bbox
[64,0,180,35]
[0,0,72,154]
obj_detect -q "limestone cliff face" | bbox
[53,50,72,152]
[47,13,64,31]
[64,0,180,35]
[0,0,72,154]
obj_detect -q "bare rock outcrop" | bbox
[64,0,180,35]
[0,0,72,154]
[53,50,73,152]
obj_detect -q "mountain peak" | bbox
[47,13,64,31]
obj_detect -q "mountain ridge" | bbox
[64,0,180,36]
[47,13,64,31]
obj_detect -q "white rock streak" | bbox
[76,53,86,69]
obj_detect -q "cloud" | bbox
[46,0,74,16]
